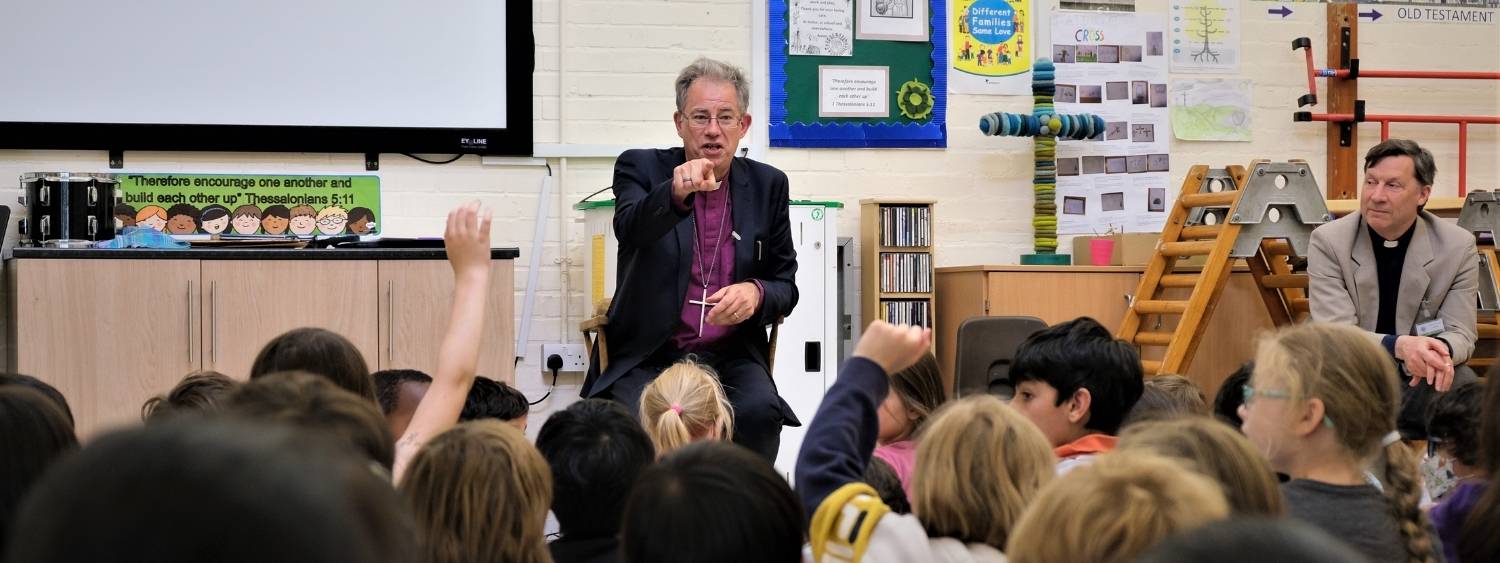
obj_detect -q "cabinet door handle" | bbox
[210,281,218,367]
[387,280,395,363]
[186,280,194,364]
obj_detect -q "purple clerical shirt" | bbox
[672,178,738,352]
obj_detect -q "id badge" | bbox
[1416,318,1445,337]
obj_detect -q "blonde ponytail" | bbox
[652,406,696,454]
[639,360,733,456]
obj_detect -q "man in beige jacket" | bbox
[1308,139,1477,438]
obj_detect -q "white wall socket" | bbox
[542,343,588,372]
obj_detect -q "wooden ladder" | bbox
[1119,160,1324,376]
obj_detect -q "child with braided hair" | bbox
[1240,322,1441,563]
[639,359,733,457]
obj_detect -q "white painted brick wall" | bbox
[1,0,1495,435]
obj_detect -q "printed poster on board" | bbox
[950,0,1032,94]
[118,174,381,237]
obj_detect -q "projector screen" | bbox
[0,0,532,156]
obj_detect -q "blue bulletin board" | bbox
[769,0,948,148]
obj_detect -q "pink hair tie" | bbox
[670,403,683,415]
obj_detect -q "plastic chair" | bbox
[954,316,1047,400]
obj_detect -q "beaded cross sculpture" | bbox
[977,59,1106,262]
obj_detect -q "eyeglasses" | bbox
[316,217,346,226]
[1241,384,1290,405]
[687,114,741,130]
[1243,384,1338,428]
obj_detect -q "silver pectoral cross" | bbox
[688,287,714,337]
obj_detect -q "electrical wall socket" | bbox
[542,343,588,372]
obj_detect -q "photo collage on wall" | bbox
[1050,11,1172,234]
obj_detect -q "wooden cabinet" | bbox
[200,261,380,379]
[10,255,516,438]
[15,259,201,436]
[378,260,515,384]
[935,265,1275,399]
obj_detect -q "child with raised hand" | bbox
[798,321,1056,563]
[639,359,733,457]
[392,202,493,482]
[1240,322,1441,563]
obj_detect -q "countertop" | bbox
[11,247,521,260]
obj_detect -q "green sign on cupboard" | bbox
[117,174,381,236]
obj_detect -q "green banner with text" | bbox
[117,174,381,236]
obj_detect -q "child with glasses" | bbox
[1239,322,1441,563]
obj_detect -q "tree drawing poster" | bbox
[1169,0,1238,73]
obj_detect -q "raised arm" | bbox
[795,321,930,519]
[393,202,493,482]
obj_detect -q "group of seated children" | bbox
[2,202,1498,563]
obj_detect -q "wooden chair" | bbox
[579,297,782,374]
[580,299,614,373]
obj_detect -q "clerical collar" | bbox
[1367,221,1416,251]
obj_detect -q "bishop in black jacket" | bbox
[582,59,800,461]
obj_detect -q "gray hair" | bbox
[675,57,750,114]
[1364,139,1436,187]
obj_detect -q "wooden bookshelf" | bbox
[861,199,937,333]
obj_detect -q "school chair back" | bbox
[954,316,1047,400]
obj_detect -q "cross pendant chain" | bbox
[689,185,731,339]
[688,287,712,337]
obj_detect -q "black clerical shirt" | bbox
[1368,222,1416,336]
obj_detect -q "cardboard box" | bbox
[1071,233,1206,267]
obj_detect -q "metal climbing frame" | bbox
[1291,21,1499,197]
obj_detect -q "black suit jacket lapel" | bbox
[730,157,754,283]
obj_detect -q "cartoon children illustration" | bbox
[200,204,231,235]
[346,207,376,235]
[230,205,262,235]
[315,206,348,236]
[135,205,168,232]
[260,205,291,235]
[113,204,137,229]
[288,205,317,236]
[165,204,201,235]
